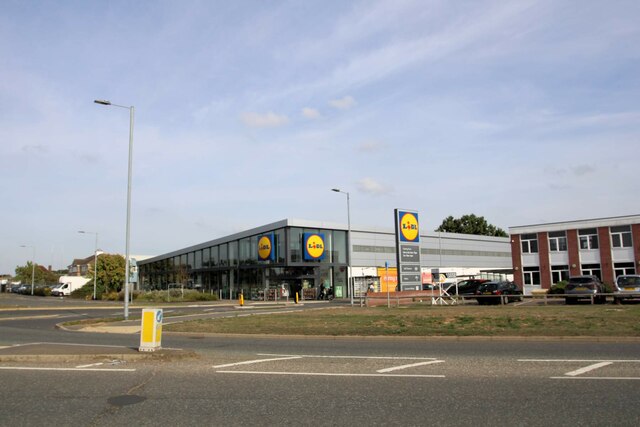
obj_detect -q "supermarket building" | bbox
[509,214,640,291]
[138,218,512,300]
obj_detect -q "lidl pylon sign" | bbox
[394,209,422,291]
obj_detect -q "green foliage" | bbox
[549,280,567,295]
[435,214,508,237]
[135,290,218,303]
[70,283,95,299]
[95,254,125,295]
[13,262,60,286]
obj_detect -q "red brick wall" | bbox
[511,235,523,288]
[633,224,640,273]
[538,232,551,289]
[567,229,581,276]
[598,227,614,285]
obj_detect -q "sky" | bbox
[1,0,639,274]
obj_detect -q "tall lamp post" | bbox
[20,245,36,295]
[94,99,134,320]
[331,188,352,306]
[78,231,99,300]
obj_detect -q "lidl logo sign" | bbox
[304,233,326,260]
[399,211,419,242]
[258,234,275,261]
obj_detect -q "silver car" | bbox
[613,275,640,303]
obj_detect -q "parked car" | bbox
[474,281,523,305]
[613,275,640,303]
[446,279,489,296]
[564,275,606,304]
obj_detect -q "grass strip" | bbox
[165,305,640,337]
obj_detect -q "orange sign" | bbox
[377,267,398,292]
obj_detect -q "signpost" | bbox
[394,209,422,291]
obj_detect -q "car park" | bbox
[613,275,640,303]
[564,275,606,304]
[474,281,523,305]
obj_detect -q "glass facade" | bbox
[139,226,349,301]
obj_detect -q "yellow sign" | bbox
[304,233,325,260]
[399,212,419,242]
[258,235,273,260]
[139,308,162,352]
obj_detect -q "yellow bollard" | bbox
[295,292,299,304]
[239,292,244,306]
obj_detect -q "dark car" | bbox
[613,275,640,303]
[446,279,489,296]
[474,281,523,305]
[564,275,606,304]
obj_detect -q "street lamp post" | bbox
[78,231,99,300]
[20,245,36,295]
[94,99,134,320]
[331,188,352,306]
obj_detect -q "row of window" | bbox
[140,228,348,275]
[522,262,637,285]
[521,226,634,254]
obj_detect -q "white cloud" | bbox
[357,177,391,195]
[241,112,290,128]
[329,96,356,110]
[357,140,385,152]
[301,107,321,119]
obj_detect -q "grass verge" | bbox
[164,305,640,337]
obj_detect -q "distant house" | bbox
[68,255,96,277]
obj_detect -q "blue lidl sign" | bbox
[258,233,275,261]
[303,233,325,260]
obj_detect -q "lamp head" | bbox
[94,99,111,105]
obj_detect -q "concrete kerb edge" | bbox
[0,350,198,364]
[160,331,640,343]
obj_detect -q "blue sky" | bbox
[1,0,639,274]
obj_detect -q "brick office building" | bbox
[509,215,640,292]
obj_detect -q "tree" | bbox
[14,262,60,285]
[435,214,508,237]
[95,254,126,295]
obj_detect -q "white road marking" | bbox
[377,360,445,373]
[0,367,135,372]
[76,363,104,368]
[215,370,445,378]
[258,353,439,361]
[551,376,640,380]
[213,356,303,368]
[565,362,613,377]
[519,359,640,363]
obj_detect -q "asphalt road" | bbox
[1,294,640,426]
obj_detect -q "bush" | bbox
[135,289,218,303]
[549,281,567,295]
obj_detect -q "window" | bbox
[551,265,569,284]
[548,231,567,252]
[579,228,599,250]
[614,262,636,277]
[611,226,632,248]
[521,234,538,254]
[523,266,540,286]
[581,263,601,280]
